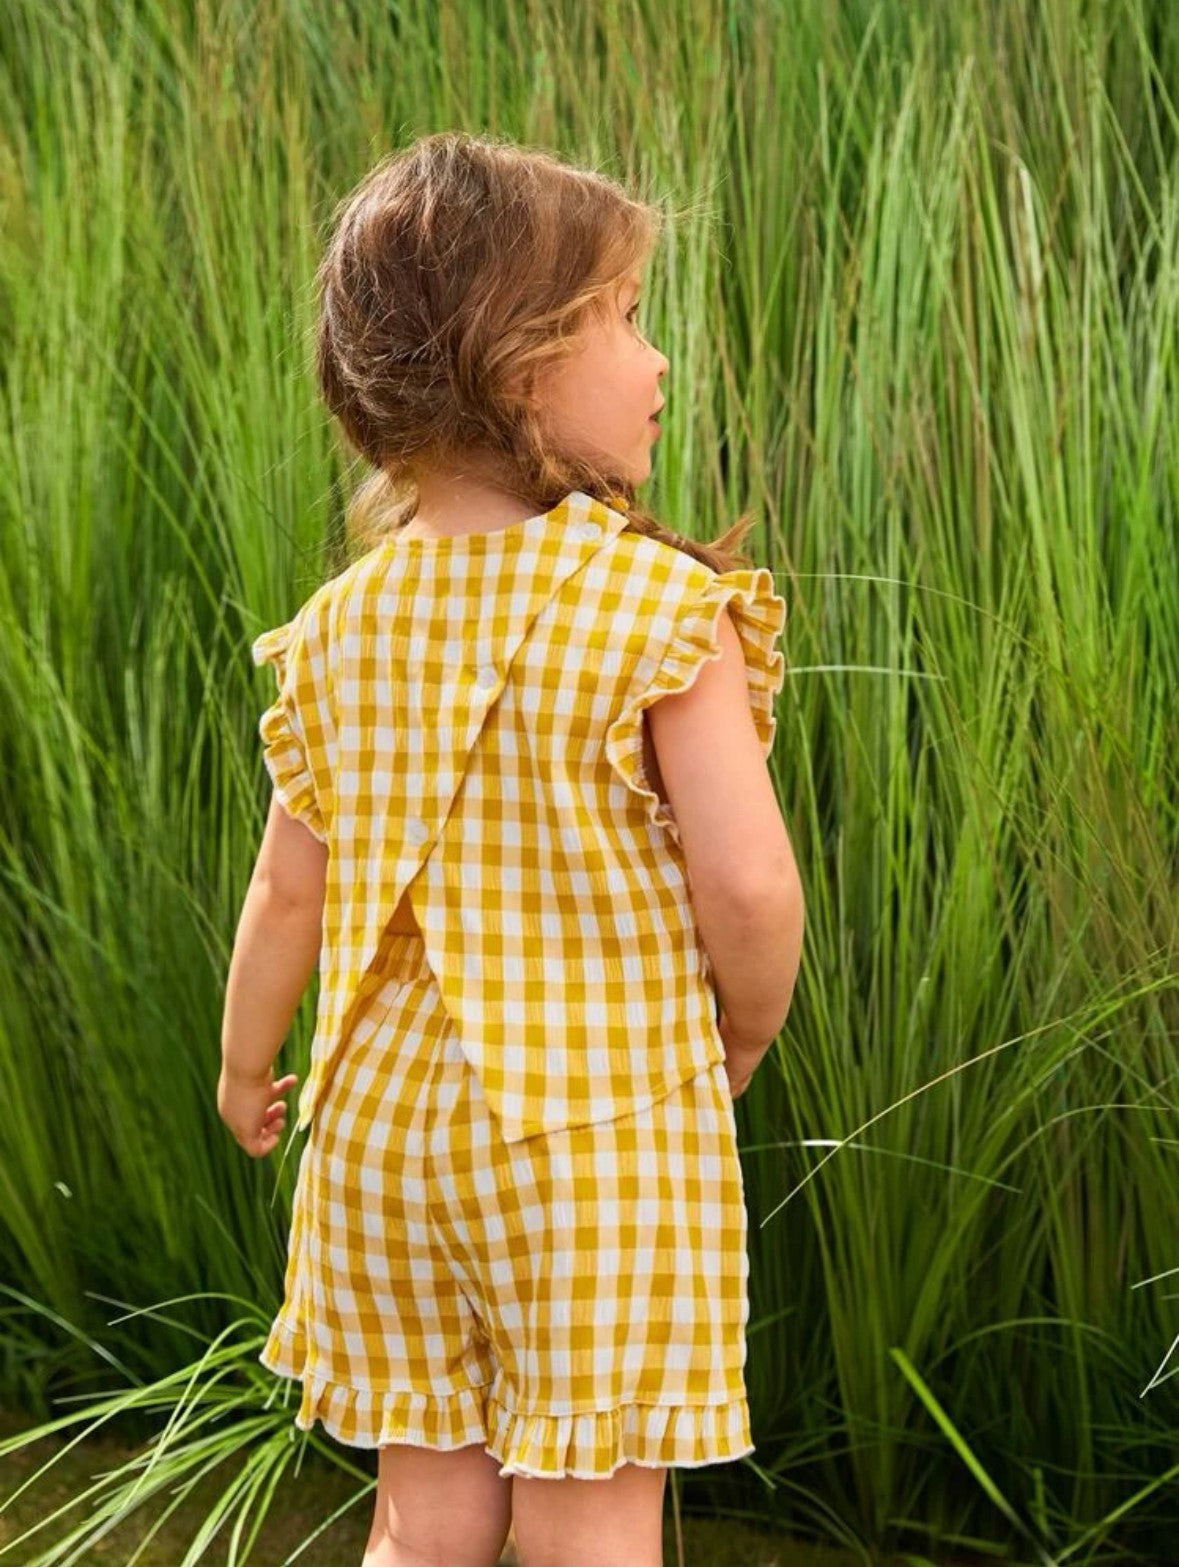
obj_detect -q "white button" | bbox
[405,818,428,845]
[577,519,600,541]
[475,665,497,690]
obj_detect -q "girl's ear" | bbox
[504,365,539,411]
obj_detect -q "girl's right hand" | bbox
[217,1066,300,1157]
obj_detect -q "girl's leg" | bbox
[510,1462,667,1567]
[362,1441,513,1567]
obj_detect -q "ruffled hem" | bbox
[604,566,786,848]
[259,1322,491,1450]
[251,618,328,843]
[259,1323,754,1475]
[251,621,294,674]
[485,1386,755,1479]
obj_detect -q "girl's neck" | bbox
[405,461,542,540]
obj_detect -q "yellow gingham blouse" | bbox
[251,490,786,1144]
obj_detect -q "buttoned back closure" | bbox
[250,487,788,1143]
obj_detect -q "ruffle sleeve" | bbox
[251,603,331,844]
[604,566,786,847]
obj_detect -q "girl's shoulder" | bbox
[252,547,381,672]
[605,524,720,595]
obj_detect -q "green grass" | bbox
[0,0,1176,1560]
[0,1407,1030,1567]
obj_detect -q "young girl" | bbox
[218,131,804,1567]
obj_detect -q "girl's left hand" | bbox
[724,1058,756,1100]
[716,1010,760,1100]
[217,1068,299,1157]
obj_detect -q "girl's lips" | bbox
[648,418,660,435]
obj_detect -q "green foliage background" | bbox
[0,0,1176,1560]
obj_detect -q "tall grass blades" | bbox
[0,0,1176,1560]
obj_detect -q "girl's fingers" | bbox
[233,1075,298,1153]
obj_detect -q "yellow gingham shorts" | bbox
[259,931,755,1479]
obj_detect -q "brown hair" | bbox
[313,131,757,574]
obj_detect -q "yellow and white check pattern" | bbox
[259,929,756,1475]
[252,489,788,1473]
[251,489,787,1145]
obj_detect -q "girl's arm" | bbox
[645,609,804,1089]
[218,796,327,1154]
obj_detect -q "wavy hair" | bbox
[313,131,757,574]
